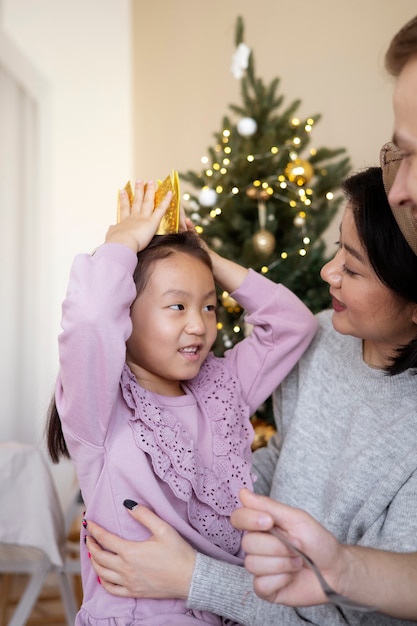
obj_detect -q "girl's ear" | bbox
[412,304,417,326]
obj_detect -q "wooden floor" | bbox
[0,512,83,626]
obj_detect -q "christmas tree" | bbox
[180,16,351,433]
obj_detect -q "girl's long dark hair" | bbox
[343,167,417,374]
[46,395,70,463]
[46,230,212,462]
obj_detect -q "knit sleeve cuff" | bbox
[187,552,256,625]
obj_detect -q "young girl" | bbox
[47,179,316,625]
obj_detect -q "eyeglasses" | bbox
[380,141,403,195]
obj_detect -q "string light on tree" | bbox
[221,291,241,312]
[179,14,351,372]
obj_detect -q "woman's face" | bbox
[320,206,417,368]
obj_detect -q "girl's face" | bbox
[126,251,217,396]
[320,206,417,369]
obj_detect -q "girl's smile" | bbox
[178,344,203,361]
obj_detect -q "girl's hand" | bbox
[85,505,196,600]
[181,213,249,291]
[178,206,190,233]
[179,211,204,242]
[105,180,172,253]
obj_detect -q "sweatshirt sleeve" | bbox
[188,554,351,625]
[55,243,138,446]
[224,269,317,414]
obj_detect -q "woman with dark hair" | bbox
[84,163,417,626]
[231,160,417,622]
[228,14,417,619]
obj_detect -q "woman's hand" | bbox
[231,489,342,606]
[85,504,196,599]
[180,213,249,292]
[105,180,172,253]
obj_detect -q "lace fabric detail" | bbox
[121,357,254,555]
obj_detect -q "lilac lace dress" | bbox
[56,244,317,625]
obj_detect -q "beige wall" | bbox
[1,0,133,497]
[132,0,417,245]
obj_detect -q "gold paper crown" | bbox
[117,170,180,234]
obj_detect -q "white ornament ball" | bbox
[237,117,258,137]
[198,188,218,207]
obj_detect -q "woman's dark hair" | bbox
[46,230,212,462]
[342,166,417,374]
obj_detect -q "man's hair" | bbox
[385,15,417,76]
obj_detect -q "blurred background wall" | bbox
[1,0,133,496]
[1,0,416,494]
[132,0,416,240]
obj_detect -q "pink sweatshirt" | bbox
[56,242,317,626]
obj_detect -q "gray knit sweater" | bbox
[188,310,417,625]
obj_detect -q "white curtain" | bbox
[0,34,48,444]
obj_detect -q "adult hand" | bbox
[85,504,196,600]
[231,489,343,606]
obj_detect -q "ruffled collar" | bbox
[121,357,254,555]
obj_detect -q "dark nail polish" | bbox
[82,518,88,528]
[97,576,101,584]
[123,499,138,510]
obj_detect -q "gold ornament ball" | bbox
[258,189,270,200]
[285,159,314,186]
[246,185,270,201]
[246,185,258,199]
[252,229,276,255]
